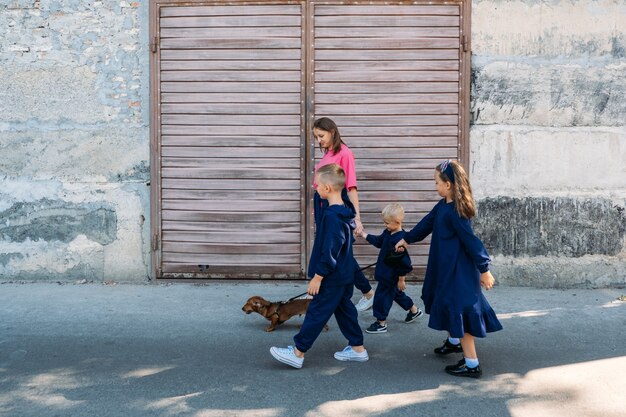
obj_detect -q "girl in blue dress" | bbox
[395,160,502,378]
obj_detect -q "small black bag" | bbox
[384,248,408,267]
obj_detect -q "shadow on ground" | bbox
[0,282,624,417]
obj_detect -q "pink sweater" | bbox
[313,143,358,190]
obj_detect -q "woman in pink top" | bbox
[312,117,375,311]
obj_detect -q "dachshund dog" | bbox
[242,295,324,332]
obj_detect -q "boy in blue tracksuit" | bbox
[270,164,368,368]
[358,203,422,334]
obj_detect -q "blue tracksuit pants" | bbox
[294,283,364,353]
[372,280,414,321]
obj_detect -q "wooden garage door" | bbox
[311,3,466,275]
[150,1,469,279]
[153,4,306,278]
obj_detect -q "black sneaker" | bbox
[365,321,387,334]
[445,359,482,378]
[404,309,423,323]
[434,339,463,355]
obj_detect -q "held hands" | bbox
[397,277,407,292]
[307,274,323,295]
[354,218,363,236]
[394,238,408,253]
[480,271,495,290]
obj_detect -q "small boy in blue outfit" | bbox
[270,163,368,369]
[359,203,422,334]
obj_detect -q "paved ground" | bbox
[0,281,625,417]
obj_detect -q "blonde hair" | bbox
[436,160,476,219]
[316,163,346,191]
[382,203,404,222]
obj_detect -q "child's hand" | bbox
[307,275,323,295]
[394,239,408,252]
[397,277,407,292]
[359,230,367,239]
[480,271,495,290]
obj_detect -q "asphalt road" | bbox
[0,281,625,417]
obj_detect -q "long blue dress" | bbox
[404,199,503,338]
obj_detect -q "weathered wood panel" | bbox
[160,135,299,147]
[160,27,300,39]
[162,253,300,266]
[316,27,459,38]
[160,81,301,93]
[314,82,459,93]
[161,264,302,275]
[162,221,300,233]
[161,103,301,115]
[162,125,300,136]
[161,146,299,158]
[312,2,461,273]
[160,70,301,82]
[316,49,459,60]
[161,189,301,200]
[161,49,300,60]
[157,3,305,278]
[153,1,466,280]
[163,231,300,244]
[161,93,301,103]
[160,15,301,28]
[162,199,300,211]
[315,15,459,27]
[162,242,301,255]
[315,5,459,15]
[162,178,301,191]
[162,210,300,223]
[317,93,460,104]
[161,5,302,17]
[316,60,459,71]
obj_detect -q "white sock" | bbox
[448,337,460,345]
[465,357,479,368]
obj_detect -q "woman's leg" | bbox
[353,259,373,294]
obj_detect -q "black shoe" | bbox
[404,309,423,323]
[434,339,463,355]
[445,359,482,378]
[365,321,387,334]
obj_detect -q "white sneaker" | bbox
[334,346,369,362]
[270,346,304,369]
[355,295,374,312]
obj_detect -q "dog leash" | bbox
[269,261,378,320]
[286,261,378,302]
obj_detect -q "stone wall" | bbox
[0,1,150,281]
[471,0,626,287]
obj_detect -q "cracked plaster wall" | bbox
[471,0,626,287]
[0,1,150,282]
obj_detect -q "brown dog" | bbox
[242,295,313,332]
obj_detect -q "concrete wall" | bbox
[471,0,626,287]
[0,1,151,282]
